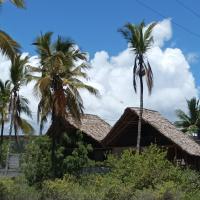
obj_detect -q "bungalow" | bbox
[102,107,200,170]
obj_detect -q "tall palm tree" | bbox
[175,97,200,135]
[0,80,11,143]
[27,32,98,175]
[9,55,33,142]
[27,32,98,138]
[119,21,156,153]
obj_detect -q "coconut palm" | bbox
[27,32,98,138]
[27,32,98,175]
[9,55,33,141]
[119,21,156,153]
[0,80,11,143]
[175,97,200,134]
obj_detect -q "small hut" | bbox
[102,107,200,170]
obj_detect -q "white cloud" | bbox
[151,18,172,47]
[186,52,199,64]
[81,19,198,124]
[0,18,198,131]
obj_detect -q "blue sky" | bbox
[1,0,200,86]
[0,0,200,124]
[1,1,200,54]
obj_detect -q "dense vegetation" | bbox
[0,145,200,200]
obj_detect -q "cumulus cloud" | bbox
[151,18,172,47]
[80,19,198,124]
[0,18,198,131]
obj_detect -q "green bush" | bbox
[22,132,93,186]
[0,141,8,168]
[0,176,40,200]
[105,145,178,189]
[20,144,200,200]
[53,131,93,177]
[22,136,52,186]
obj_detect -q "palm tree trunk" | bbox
[9,106,14,140]
[0,113,4,144]
[14,122,19,145]
[1,121,4,144]
[0,114,4,164]
[136,59,144,153]
[39,123,43,135]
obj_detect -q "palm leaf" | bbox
[0,30,20,61]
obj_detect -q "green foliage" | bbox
[105,146,177,189]
[0,176,40,200]
[41,176,85,200]
[175,97,200,134]
[57,131,93,175]
[17,145,200,199]
[22,136,52,186]
[0,141,8,167]
[23,132,93,185]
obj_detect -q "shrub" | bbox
[0,176,40,200]
[0,141,8,168]
[22,136,52,186]
[23,132,93,185]
[105,145,178,189]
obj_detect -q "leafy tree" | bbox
[175,97,200,134]
[119,21,156,153]
[0,80,11,143]
[9,55,33,142]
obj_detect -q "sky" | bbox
[0,0,200,129]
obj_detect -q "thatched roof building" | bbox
[65,114,111,142]
[102,107,200,169]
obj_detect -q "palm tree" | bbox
[0,0,25,8]
[27,32,98,138]
[175,97,200,135]
[0,80,11,143]
[27,32,98,175]
[9,55,33,142]
[119,21,156,153]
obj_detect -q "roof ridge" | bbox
[129,107,158,113]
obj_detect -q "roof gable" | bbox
[103,107,200,157]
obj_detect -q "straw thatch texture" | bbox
[67,114,111,142]
[103,107,200,157]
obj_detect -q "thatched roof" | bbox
[103,107,200,157]
[66,114,111,142]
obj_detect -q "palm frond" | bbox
[144,61,153,94]
[0,30,20,61]
[10,0,25,8]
